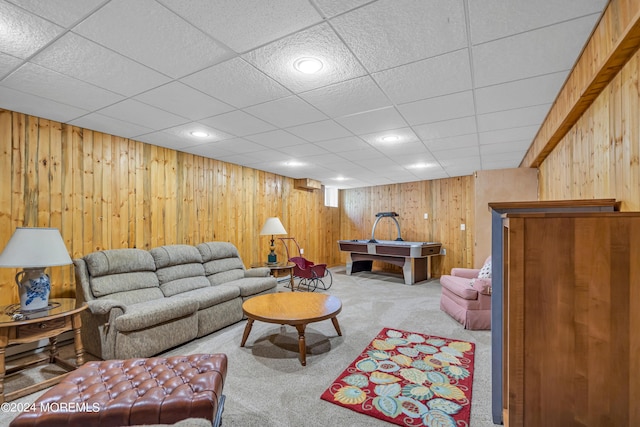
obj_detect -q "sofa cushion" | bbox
[229,277,277,297]
[171,285,240,310]
[440,275,478,301]
[89,272,161,299]
[85,249,156,277]
[114,298,199,332]
[197,242,246,285]
[151,244,203,268]
[84,249,161,299]
[151,245,210,297]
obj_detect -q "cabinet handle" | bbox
[39,323,47,329]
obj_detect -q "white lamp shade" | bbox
[0,227,72,268]
[259,217,287,236]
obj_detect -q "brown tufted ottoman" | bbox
[10,354,227,427]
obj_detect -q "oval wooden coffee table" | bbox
[240,292,342,366]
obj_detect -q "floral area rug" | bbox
[321,328,475,426]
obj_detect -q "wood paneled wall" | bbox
[0,109,340,305]
[522,0,640,169]
[539,45,640,211]
[339,176,475,277]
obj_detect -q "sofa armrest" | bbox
[244,267,271,278]
[87,299,127,315]
[471,278,492,295]
[451,268,480,279]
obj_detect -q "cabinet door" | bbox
[505,214,640,427]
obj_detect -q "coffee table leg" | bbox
[240,319,254,347]
[295,324,307,366]
[331,317,342,336]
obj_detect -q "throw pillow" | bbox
[478,259,491,279]
[469,278,475,287]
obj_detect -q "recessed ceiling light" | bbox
[407,162,433,169]
[285,160,304,167]
[381,135,400,143]
[190,131,209,138]
[293,57,323,74]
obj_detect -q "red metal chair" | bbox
[279,238,332,291]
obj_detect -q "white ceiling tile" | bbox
[331,0,467,72]
[277,143,328,157]
[304,153,356,169]
[244,96,327,128]
[300,76,390,118]
[0,52,22,78]
[245,130,308,148]
[201,110,275,136]
[353,156,398,169]
[98,99,189,130]
[182,57,290,108]
[73,0,233,78]
[206,138,267,154]
[360,127,419,146]
[134,82,234,121]
[392,153,437,166]
[2,62,123,110]
[31,32,171,96]
[0,2,64,59]
[473,15,600,87]
[440,156,481,170]
[159,0,322,53]
[480,140,532,156]
[475,72,566,114]
[411,166,448,180]
[398,91,475,126]
[0,86,89,123]
[312,0,373,18]
[374,141,429,156]
[477,104,550,132]
[8,0,107,27]
[469,0,607,44]
[247,150,295,164]
[69,113,154,138]
[181,143,235,160]
[336,107,408,135]
[374,49,472,104]
[350,148,387,162]
[0,1,608,189]
[481,151,525,168]
[313,136,370,153]
[434,146,480,160]
[243,23,367,93]
[161,122,234,143]
[413,116,477,141]
[136,131,199,151]
[286,120,352,142]
[479,125,539,146]
[425,134,479,152]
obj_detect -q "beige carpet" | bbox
[0,267,497,426]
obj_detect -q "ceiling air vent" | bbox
[294,178,321,191]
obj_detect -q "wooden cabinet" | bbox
[501,212,640,427]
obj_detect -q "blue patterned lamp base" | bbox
[16,268,51,312]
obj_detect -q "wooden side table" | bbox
[0,298,88,403]
[251,262,296,291]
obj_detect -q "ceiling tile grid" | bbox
[0,0,609,188]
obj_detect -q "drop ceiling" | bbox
[0,0,608,189]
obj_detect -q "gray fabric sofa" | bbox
[73,242,277,360]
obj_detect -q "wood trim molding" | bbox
[521,0,640,168]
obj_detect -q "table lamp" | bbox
[0,227,72,312]
[259,217,287,264]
